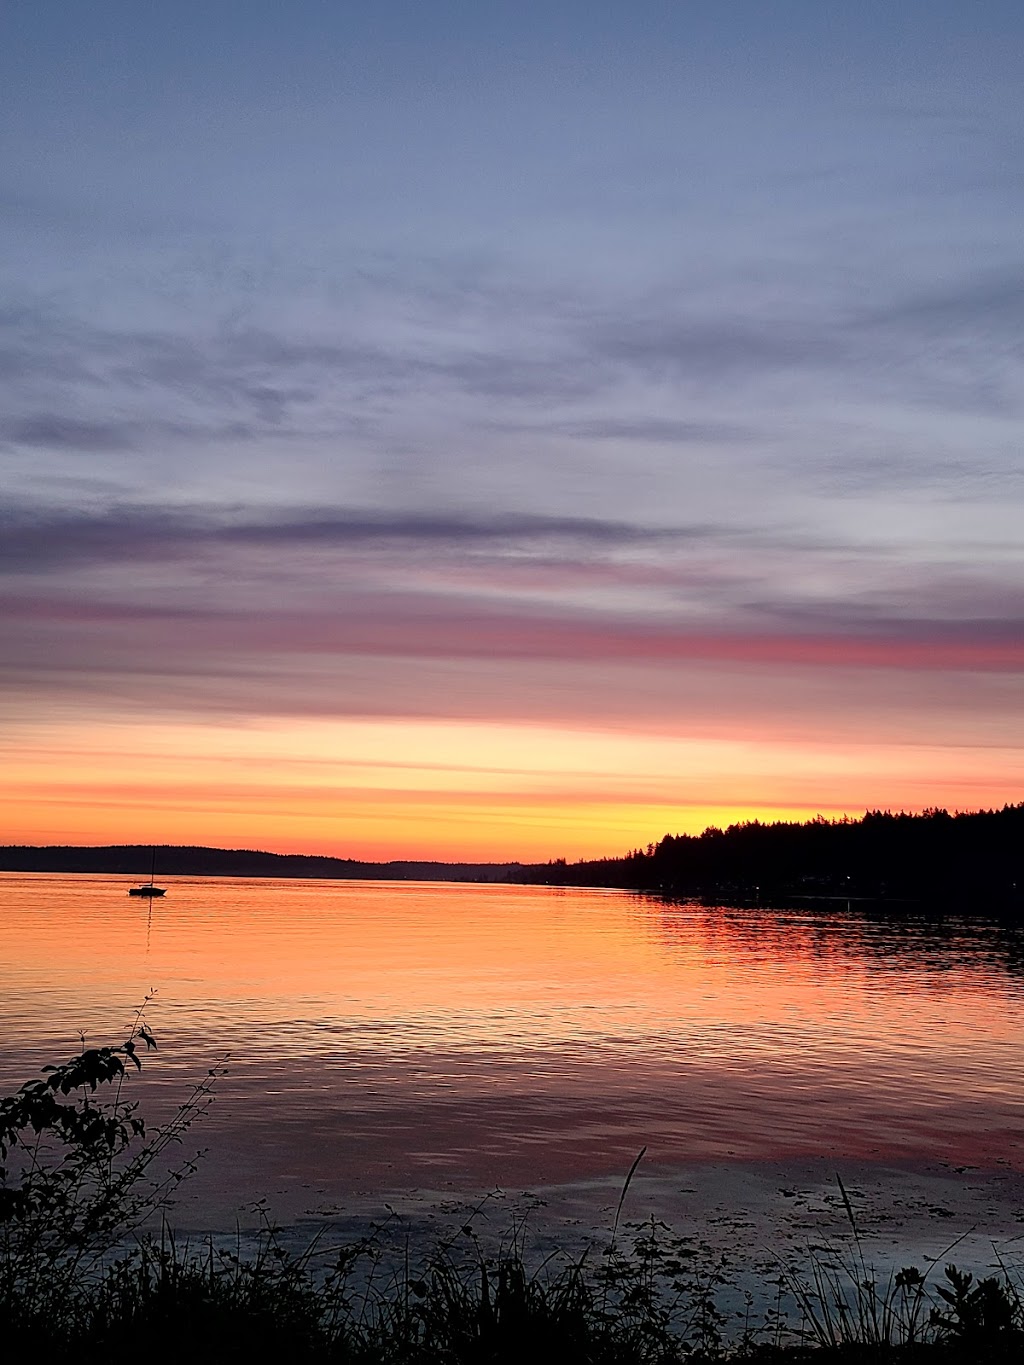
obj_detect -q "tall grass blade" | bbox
[611,1144,646,1250]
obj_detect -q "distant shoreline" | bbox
[0,843,521,883]
[4,801,1023,911]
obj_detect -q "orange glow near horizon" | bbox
[2,706,1021,860]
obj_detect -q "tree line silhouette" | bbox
[3,804,1021,908]
[510,803,1024,908]
[0,845,517,882]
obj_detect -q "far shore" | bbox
[4,803,1023,908]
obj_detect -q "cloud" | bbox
[4,415,141,452]
[4,503,1022,659]
[2,567,1022,681]
[861,270,1024,339]
[219,509,700,548]
[0,503,710,573]
[840,270,1024,417]
[3,257,1022,511]
[481,415,751,443]
[587,312,847,382]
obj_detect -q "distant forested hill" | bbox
[510,804,1024,909]
[0,845,519,883]
[4,804,1022,908]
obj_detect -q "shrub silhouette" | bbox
[0,1006,217,1341]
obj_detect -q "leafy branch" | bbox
[0,1002,221,1330]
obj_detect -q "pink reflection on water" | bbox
[1,872,1022,1213]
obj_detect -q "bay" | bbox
[2,872,1023,1228]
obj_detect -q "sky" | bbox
[1,1,1022,861]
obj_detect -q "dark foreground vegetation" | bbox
[514,804,1024,909]
[3,1021,1024,1363]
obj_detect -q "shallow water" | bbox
[2,873,1022,1219]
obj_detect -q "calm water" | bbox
[2,873,1022,1216]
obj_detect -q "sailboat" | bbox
[129,848,166,897]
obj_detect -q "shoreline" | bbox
[167,1156,1024,1286]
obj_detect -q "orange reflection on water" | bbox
[1,874,1022,1211]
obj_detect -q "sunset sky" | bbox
[2,2,1022,861]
